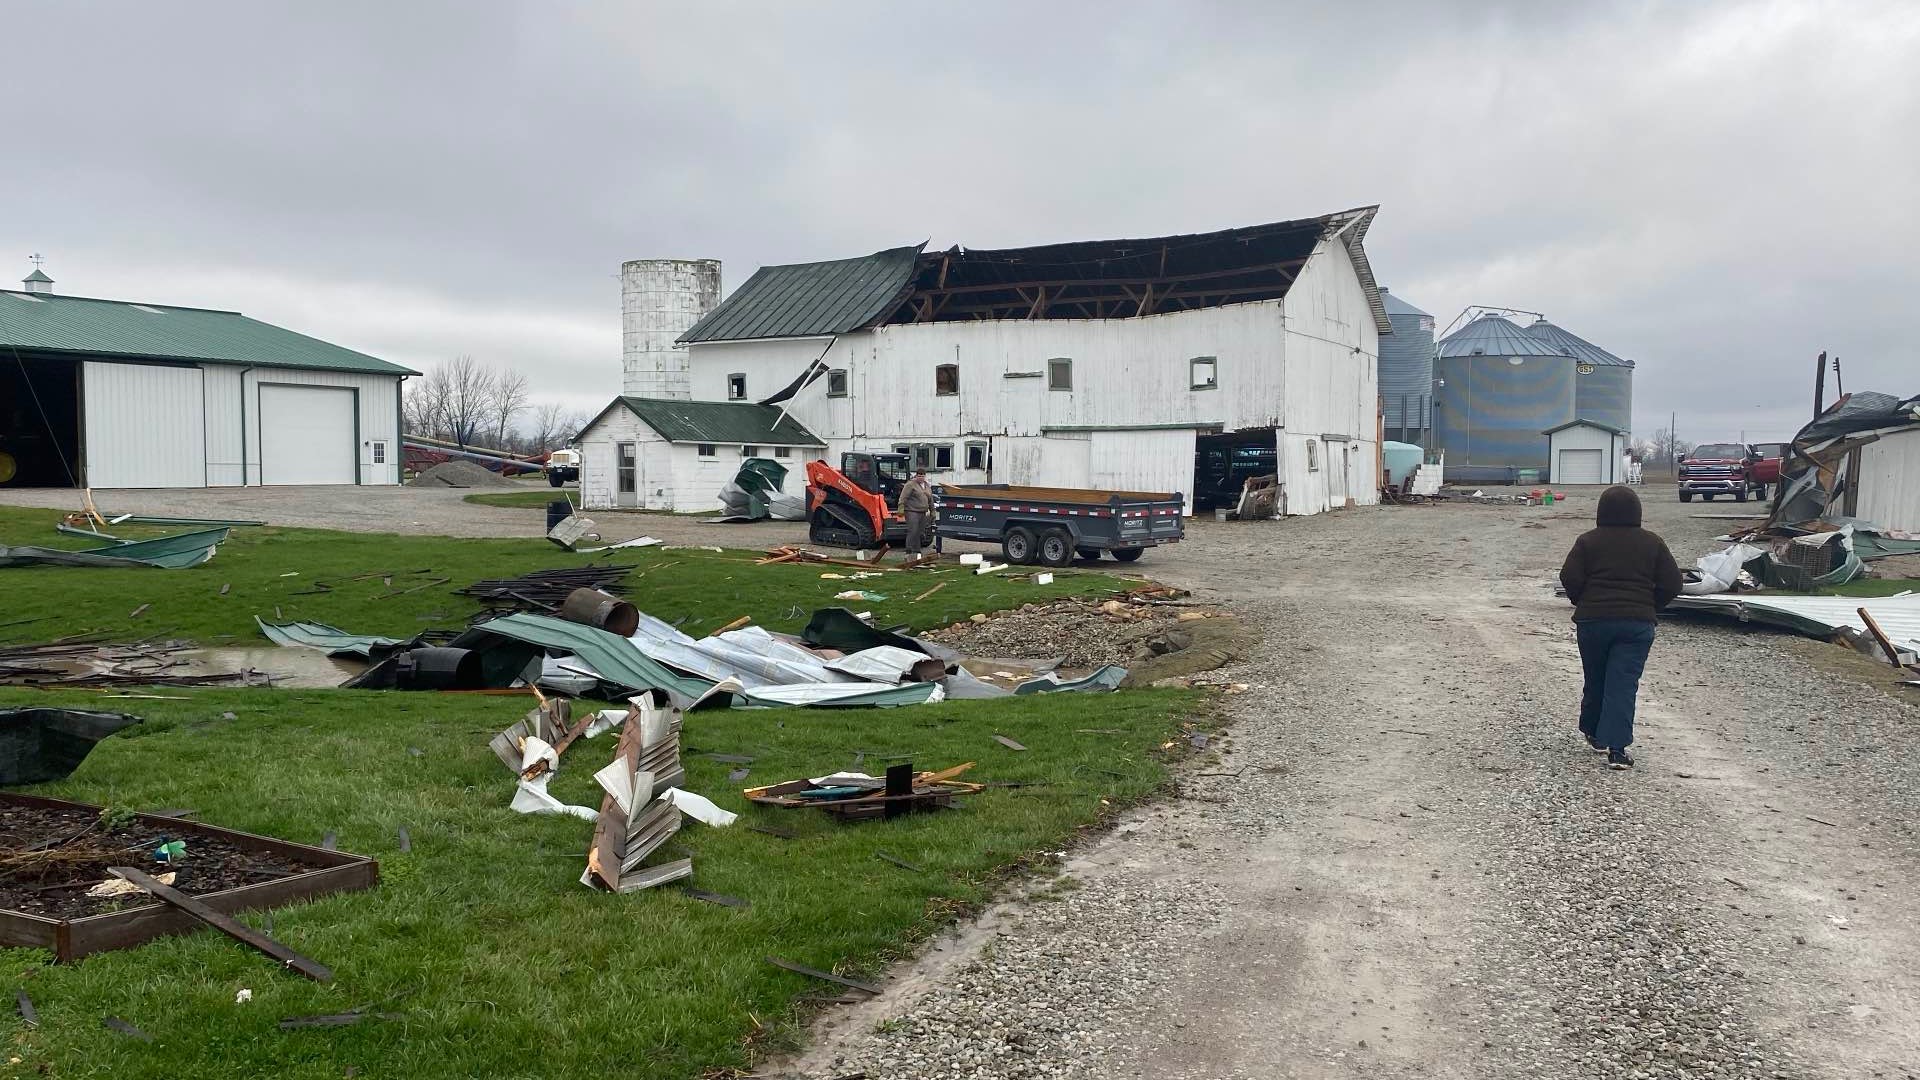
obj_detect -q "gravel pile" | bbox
[408,459,515,488]
[923,600,1207,669]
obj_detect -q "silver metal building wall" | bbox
[621,259,722,399]
[1377,288,1435,443]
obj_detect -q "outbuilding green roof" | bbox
[589,396,824,447]
[0,289,417,376]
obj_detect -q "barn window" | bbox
[892,444,911,457]
[1047,358,1072,391]
[773,446,792,458]
[935,364,959,396]
[1307,439,1320,472]
[1190,356,1218,390]
[741,445,759,458]
[827,369,849,397]
[727,374,747,400]
[965,441,988,470]
[933,445,954,471]
[697,444,716,457]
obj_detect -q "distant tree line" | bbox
[1628,429,1694,465]
[402,356,585,453]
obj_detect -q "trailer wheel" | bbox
[1038,528,1074,568]
[1075,546,1101,562]
[1003,526,1038,565]
[1111,547,1144,563]
[1679,492,1692,503]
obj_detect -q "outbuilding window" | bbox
[965,441,988,470]
[773,446,792,458]
[741,445,759,458]
[697,444,716,458]
[1307,439,1320,472]
[1190,356,1218,390]
[827,369,849,397]
[727,374,747,400]
[370,441,387,465]
[935,364,959,396]
[1047,358,1072,391]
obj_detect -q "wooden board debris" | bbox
[766,956,882,996]
[107,867,334,982]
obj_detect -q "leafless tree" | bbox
[442,355,497,446]
[492,370,530,447]
[526,401,571,451]
[403,367,451,437]
[1645,428,1694,465]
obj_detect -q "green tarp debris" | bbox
[0,527,231,569]
[1013,664,1129,695]
[255,617,404,660]
[0,708,143,785]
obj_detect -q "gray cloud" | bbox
[5,0,1915,437]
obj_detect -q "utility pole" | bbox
[1814,350,1827,420]
[1670,409,1677,479]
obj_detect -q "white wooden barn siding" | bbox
[1855,428,1920,532]
[1546,425,1625,485]
[1274,239,1380,515]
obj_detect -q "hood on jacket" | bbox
[1596,485,1643,527]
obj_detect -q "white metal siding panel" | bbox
[1856,429,1920,533]
[201,364,245,486]
[240,369,402,486]
[259,385,358,484]
[83,361,206,487]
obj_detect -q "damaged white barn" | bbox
[595,207,1389,516]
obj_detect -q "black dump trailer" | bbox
[932,484,1185,567]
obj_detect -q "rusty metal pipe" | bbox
[559,588,639,638]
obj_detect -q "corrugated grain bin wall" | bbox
[621,259,721,399]
[1573,363,1633,434]
[1431,351,1574,471]
[1377,289,1435,441]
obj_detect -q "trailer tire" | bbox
[1003,526,1038,565]
[1075,546,1101,562]
[1038,528,1074,568]
[1111,547,1144,563]
[1734,487,1748,502]
[1679,491,1692,503]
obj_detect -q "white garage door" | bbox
[260,385,357,485]
[1558,448,1603,485]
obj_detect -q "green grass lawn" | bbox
[460,488,573,510]
[0,504,1196,1077]
[1820,577,1920,598]
[0,506,1127,646]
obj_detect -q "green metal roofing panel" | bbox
[677,245,924,343]
[616,397,824,446]
[454,613,716,701]
[0,290,417,375]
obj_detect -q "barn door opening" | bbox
[0,355,82,487]
[260,384,356,485]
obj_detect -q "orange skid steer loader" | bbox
[805,452,911,549]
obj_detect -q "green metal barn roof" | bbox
[0,289,417,375]
[589,396,824,446]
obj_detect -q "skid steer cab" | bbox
[805,452,912,548]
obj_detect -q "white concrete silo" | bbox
[620,259,721,399]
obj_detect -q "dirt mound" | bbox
[408,459,515,488]
[923,597,1247,683]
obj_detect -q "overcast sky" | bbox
[7,0,1915,444]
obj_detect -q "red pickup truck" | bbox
[1677,442,1768,503]
[1748,442,1787,498]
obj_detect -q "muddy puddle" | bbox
[172,647,364,689]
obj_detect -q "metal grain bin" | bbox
[1432,316,1574,472]
[1378,289,1436,444]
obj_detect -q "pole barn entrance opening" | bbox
[0,354,82,487]
[260,384,358,485]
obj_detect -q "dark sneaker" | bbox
[1608,748,1634,770]
[1584,735,1606,753]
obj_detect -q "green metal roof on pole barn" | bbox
[0,290,417,376]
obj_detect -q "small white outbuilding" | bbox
[1543,419,1629,485]
[576,396,824,512]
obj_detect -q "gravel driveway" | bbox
[786,490,1920,1080]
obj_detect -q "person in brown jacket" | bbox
[1558,485,1683,770]
[898,468,934,555]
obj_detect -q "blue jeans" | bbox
[1575,619,1655,750]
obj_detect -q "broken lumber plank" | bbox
[1858,607,1905,667]
[15,990,36,1027]
[682,887,749,909]
[714,615,753,634]
[911,581,948,603]
[766,956,882,996]
[277,1011,402,1030]
[874,850,923,873]
[128,603,151,619]
[107,867,333,982]
[992,735,1028,752]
